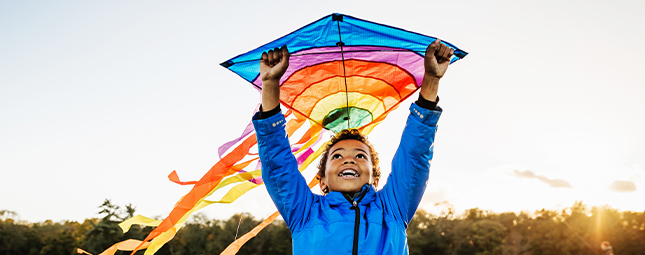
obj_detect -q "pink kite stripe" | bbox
[252,46,425,88]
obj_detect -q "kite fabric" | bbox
[89,13,466,255]
[221,13,467,134]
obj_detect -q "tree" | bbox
[81,199,141,254]
[0,210,18,221]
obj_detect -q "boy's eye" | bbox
[332,154,342,159]
[356,154,367,159]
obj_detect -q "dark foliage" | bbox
[407,201,645,255]
[1,201,643,255]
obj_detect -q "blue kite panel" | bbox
[222,13,468,83]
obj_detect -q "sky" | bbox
[1,0,644,223]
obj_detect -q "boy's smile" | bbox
[320,139,378,193]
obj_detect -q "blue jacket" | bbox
[252,103,441,255]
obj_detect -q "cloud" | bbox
[608,180,637,193]
[512,170,574,188]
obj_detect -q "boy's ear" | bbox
[318,176,328,194]
[372,178,380,189]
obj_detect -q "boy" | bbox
[252,39,454,254]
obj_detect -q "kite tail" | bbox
[130,134,259,254]
[124,110,313,255]
[101,107,382,255]
[102,108,381,255]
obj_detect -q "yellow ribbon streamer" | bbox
[119,215,162,232]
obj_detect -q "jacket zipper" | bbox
[347,185,369,255]
[351,200,359,255]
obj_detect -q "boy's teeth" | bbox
[339,170,359,177]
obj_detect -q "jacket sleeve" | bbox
[380,103,441,225]
[252,111,314,231]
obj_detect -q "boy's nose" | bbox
[343,160,355,165]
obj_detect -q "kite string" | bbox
[234,180,254,241]
[336,20,351,130]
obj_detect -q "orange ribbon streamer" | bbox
[132,113,308,254]
[132,135,258,254]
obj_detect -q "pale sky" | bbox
[1,0,644,223]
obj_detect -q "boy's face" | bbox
[320,139,378,194]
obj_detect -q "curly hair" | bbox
[316,129,380,192]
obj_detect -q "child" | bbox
[252,40,454,255]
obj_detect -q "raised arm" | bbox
[420,39,454,102]
[253,46,314,230]
[260,45,290,112]
[380,39,454,224]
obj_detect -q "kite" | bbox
[221,13,467,134]
[87,13,467,255]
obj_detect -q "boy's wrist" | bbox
[261,78,280,87]
[422,73,441,84]
[420,74,440,101]
[261,82,280,111]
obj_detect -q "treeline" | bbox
[1,201,644,255]
[407,201,645,254]
[0,200,291,255]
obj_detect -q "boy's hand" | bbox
[420,39,454,102]
[424,39,454,79]
[260,45,290,83]
[259,45,290,111]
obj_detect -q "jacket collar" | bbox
[325,184,376,207]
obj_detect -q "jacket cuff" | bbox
[258,104,281,119]
[416,94,439,110]
[252,110,287,136]
[410,103,442,126]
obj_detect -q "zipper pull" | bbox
[353,201,358,207]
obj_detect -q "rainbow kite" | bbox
[222,13,467,134]
[88,13,467,255]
